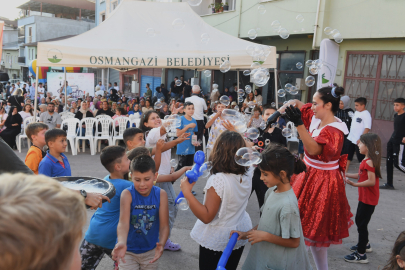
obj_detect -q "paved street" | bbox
[15,145,405,270]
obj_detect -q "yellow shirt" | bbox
[25,145,45,174]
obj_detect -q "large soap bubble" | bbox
[188,0,202,6]
[237,96,244,103]
[324,27,332,35]
[271,20,281,31]
[296,14,304,23]
[248,29,257,40]
[201,33,210,44]
[330,29,339,36]
[170,159,178,168]
[154,101,162,109]
[285,83,293,92]
[333,33,343,43]
[246,45,255,56]
[235,147,261,166]
[296,62,303,69]
[278,28,289,39]
[222,109,240,122]
[305,76,315,87]
[177,197,189,210]
[250,62,261,70]
[243,70,250,76]
[199,161,212,178]
[204,70,211,77]
[175,79,182,86]
[172,18,185,30]
[234,121,247,133]
[220,60,231,73]
[237,89,245,96]
[305,60,313,67]
[289,86,299,95]
[168,114,181,128]
[146,28,156,37]
[245,85,252,93]
[258,5,266,14]
[277,89,286,97]
[282,128,292,137]
[219,95,230,106]
[313,59,323,68]
[309,65,319,75]
[246,127,260,140]
[262,46,271,57]
[247,101,256,109]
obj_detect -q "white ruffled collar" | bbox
[309,115,349,135]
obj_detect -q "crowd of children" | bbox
[0,85,405,270]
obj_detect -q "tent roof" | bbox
[37,0,276,70]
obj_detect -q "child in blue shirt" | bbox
[80,146,132,270]
[113,155,170,270]
[38,129,71,177]
[176,101,198,170]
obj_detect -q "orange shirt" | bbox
[25,145,45,174]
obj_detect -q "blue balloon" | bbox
[194,150,205,165]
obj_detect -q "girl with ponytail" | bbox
[264,85,352,270]
[231,144,313,270]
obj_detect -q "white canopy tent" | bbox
[35,0,278,118]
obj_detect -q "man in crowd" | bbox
[97,81,105,91]
[114,82,119,91]
[96,100,115,117]
[29,82,36,101]
[39,103,62,129]
[185,85,207,152]
[38,83,45,99]
[144,83,152,99]
[183,79,192,99]
[60,81,72,96]
[5,82,11,98]
[160,83,169,103]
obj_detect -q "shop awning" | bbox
[37,0,276,70]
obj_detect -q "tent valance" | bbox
[37,0,276,70]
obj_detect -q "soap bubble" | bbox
[305,60,313,67]
[188,0,202,6]
[237,89,245,96]
[333,33,343,43]
[252,68,270,87]
[283,101,288,105]
[285,83,293,92]
[289,86,299,95]
[262,46,271,57]
[278,28,289,39]
[204,70,211,77]
[235,147,261,166]
[220,95,230,106]
[234,105,239,111]
[348,111,354,118]
[234,121,247,133]
[146,28,156,37]
[257,101,262,106]
[168,114,182,128]
[172,18,185,30]
[248,29,257,40]
[271,102,276,107]
[375,151,379,155]
[154,101,162,109]
[324,27,332,35]
[277,89,286,97]
[199,162,212,178]
[220,60,231,73]
[237,96,244,103]
[258,4,266,14]
[177,197,189,211]
[296,62,303,69]
[330,29,339,36]
[282,128,292,137]
[246,45,255,56]
[246,127,260,140]
[305,76,315,87]
[271,20,281,31]
[313,59,323,68]
[296,14,304,23]
[250,62,261,70]
[245,85,252,92]
[201,33,210,44]
[259,121,266,130]
[247,101,256,109]
[175,79,182,86]
[222,109,240,121]
[243,70,251,76]
[309,65,319,75]
[170,159,178,168]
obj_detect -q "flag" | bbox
[317,39,340,89]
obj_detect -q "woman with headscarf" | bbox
[159,103,170,119]
[128,103,142,119]
[335,95,354,155]
[110,88,119,102]
[0,106,23,149]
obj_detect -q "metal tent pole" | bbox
[274,68,278,108]
[33,66,39,121]
[64,68,67,111]
[237,70,239,90]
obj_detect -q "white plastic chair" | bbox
[112,117,130,145]
[17,116,37,153]
[94,118,113,152]
[61,113,74,121]
[95,114,112,120]
[75,118,97,155]
[61,118,80,155]
[130,117,141,128]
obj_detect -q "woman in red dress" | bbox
[280,86,353,270]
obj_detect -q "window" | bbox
[112,1,118,10]
[101,13,105,22]
[277,51,306,103]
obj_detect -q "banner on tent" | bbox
[47,73,95,98]
[317,39,339,90]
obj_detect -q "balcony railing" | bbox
[190,0,236,16]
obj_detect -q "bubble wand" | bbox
[175,150,206,208]
[216,233,239,270]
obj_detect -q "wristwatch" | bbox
[80,189,87,199]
